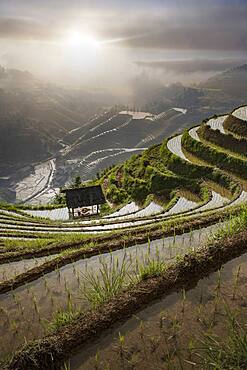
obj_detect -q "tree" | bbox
[73,175,81,188]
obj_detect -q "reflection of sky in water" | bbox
[0,225,217,359]
[70,252,247,370]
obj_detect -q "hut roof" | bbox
[62,185,106,209]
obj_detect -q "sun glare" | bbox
[65,30,101,49]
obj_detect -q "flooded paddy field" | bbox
[0,225,217,360]
[70,252,247,370]
[0,254,59,282]
[1,104,247,369]
[15,159,56,204]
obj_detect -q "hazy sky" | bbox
[0,0,246,89]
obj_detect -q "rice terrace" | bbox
[1,1,247,369]
[1,103,247,369]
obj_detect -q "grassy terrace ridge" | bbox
[224,105,247,138]
[3,208,247,370]
[0,204,245,293]
[0,194,183,228]
[94,142,209,207]
[0,202,65,212]
[0,188,211,233]
[0,188,242,257]
[0,210,62,225]
[181,129,247,180]
[198,124,247,158]
[90,109,245,210]
[224,114,247,138]
[160,136,238,198]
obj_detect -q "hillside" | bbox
[202,63,247,98]
[56,107,190,183]
[0,104,247,370]
[0,66,116,177]
[1,64,247,205]
[91,105,246,210]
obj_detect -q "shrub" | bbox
[198,125,247,157]
[224,114,247,138]
[181,130,247,180]
[130,178,150,203]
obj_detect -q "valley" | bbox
[2,64,247,205]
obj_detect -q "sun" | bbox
[65,30,101,49]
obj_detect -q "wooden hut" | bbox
[62,185,106,218]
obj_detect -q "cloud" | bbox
[135,59,246,74]
[0,2,246,52]
[0,0,246,88]
[107,5,247,51]
[0,17,54,40]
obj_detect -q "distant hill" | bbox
[202,64,247,98]
[1,63,247,203]
[0,66,117,176]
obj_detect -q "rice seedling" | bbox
[139,321,149,362]
[210,205,247,242]
[81,253,131,308]
[192,305,247,369]
[149,335,160,354]
[62,362,71,370]
[147,237,151,254]
[66,291,73,311]
[173,225,176,245]
[94,350,100,370]
[48,307,80,332]
[215,267,222,298]
[118,333,126,368]
[181,288,186,314]
[32,295,39,315]
[43,276,49,293]
[1,196,246,365]
[137,258,166,280]
[10,319,18,334]
[232,264,241,301]
[159,310,166,329]
[0,306,11,326]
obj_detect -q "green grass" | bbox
[198,124,247,160]
[48,308,80,332]
[82,206,247,309]
[181,130,247,180]
[93,111,241,207]
[192,306,247,369]
[0,238,54,251]
[0,233,99,253]
[81,253,131,308]
[209,206,247,242]
[59,241,96,257]
[137,259,167,280]
[0,201,65,211]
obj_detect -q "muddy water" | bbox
[0,224,219,359]
[70,252,247,370]
[0,254,59,282]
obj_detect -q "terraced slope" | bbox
[1,105,247,369]
[224,105,247,138]
[1,105,247,237]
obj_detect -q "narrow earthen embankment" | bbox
[0,207,240,294]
